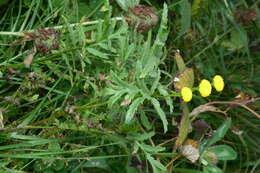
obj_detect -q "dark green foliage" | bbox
[0,0,259,172]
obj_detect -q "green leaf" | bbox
[178,0,191,38]
[139,55,157,78]
[110,71,132,88]
[151,98,168,133]
[108,89,128,106]
[140,3,168,78]
[125,97,145,123]
[192,0,208,16]
[87,47,109,59]
[173,168,204,173]
[137,142,165,153]
[152,3,168,56]
[150,70,161,94]
[158,84,174,113]
[208,145,237,160]
[115,0,138,11]
[203,165,223,173]
[140,110,152,130]
[230,29,247,49]
[200,118,232,152]
[221,28,248,51]
[127,132,155,141]
[53,160,65,171]
[146,153,167,173]
[137,78,152,96]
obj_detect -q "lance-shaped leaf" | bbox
[208,145,237,161]
[175,103,190,148]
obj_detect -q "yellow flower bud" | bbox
[181,87,193,102]
[199,79,212,97]
[213,75,224,92]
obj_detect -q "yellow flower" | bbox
[213,75,224,92]
[199,79,212,97]
[181,87,193,102]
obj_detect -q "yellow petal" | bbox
[199,79,212,97]
[213,75,224,92]
[181,87,193,102]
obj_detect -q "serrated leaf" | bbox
[150,70,161,94]
[108,89,128,106]
[140,3,168,78]
[174,68,194,89]
[125,97,145,123]
[140,110,152,130]
[110,71,134,89]
[139,55,157,78]
[151,98,168,133]
[208,145,237,160]
[137,78,152,96]
[152,3,168,56]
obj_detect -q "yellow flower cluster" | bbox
[181,75,224,102]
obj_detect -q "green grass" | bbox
[0,0,259,172]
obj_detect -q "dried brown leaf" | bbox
[190,105,226,117]
[24,47,36,68]
[174,68,194,90]
[0,108,4,129]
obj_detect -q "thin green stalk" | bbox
[0,17,124,37]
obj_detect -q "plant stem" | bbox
[0,17,124,37]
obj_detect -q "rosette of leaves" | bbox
[125,5,159,32]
